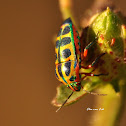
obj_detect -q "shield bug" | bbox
[55,18,107,112]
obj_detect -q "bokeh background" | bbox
[0,0,126,126]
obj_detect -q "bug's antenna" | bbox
[56,91,74,112]
[82,88,107,96]
[81,85,107,96]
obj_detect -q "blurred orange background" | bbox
[0,0,126,126]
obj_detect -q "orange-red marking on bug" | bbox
[100,34,104,40]
[111,38,115,46]
[99,43,103,46]
[110,51,113,55]
[122,25,126,29]
[84,49,88,58]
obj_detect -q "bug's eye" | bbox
[70,76,75,81]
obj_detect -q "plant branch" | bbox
[59,0,78,30]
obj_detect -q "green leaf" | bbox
[52,77,104,107]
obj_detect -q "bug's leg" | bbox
[81,85,107,96]
[80,76,107,96]
[81,72,108,77]
[81,53,106,69]
[81,76,87,81]
[84,41,95,58]
[83,36,98,58]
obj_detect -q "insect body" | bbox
[55,18,81,91]
[55,18,107,112]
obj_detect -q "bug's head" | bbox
[67,82,81,91]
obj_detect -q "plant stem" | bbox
[90,81,126,126]
[59,0,78,30]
